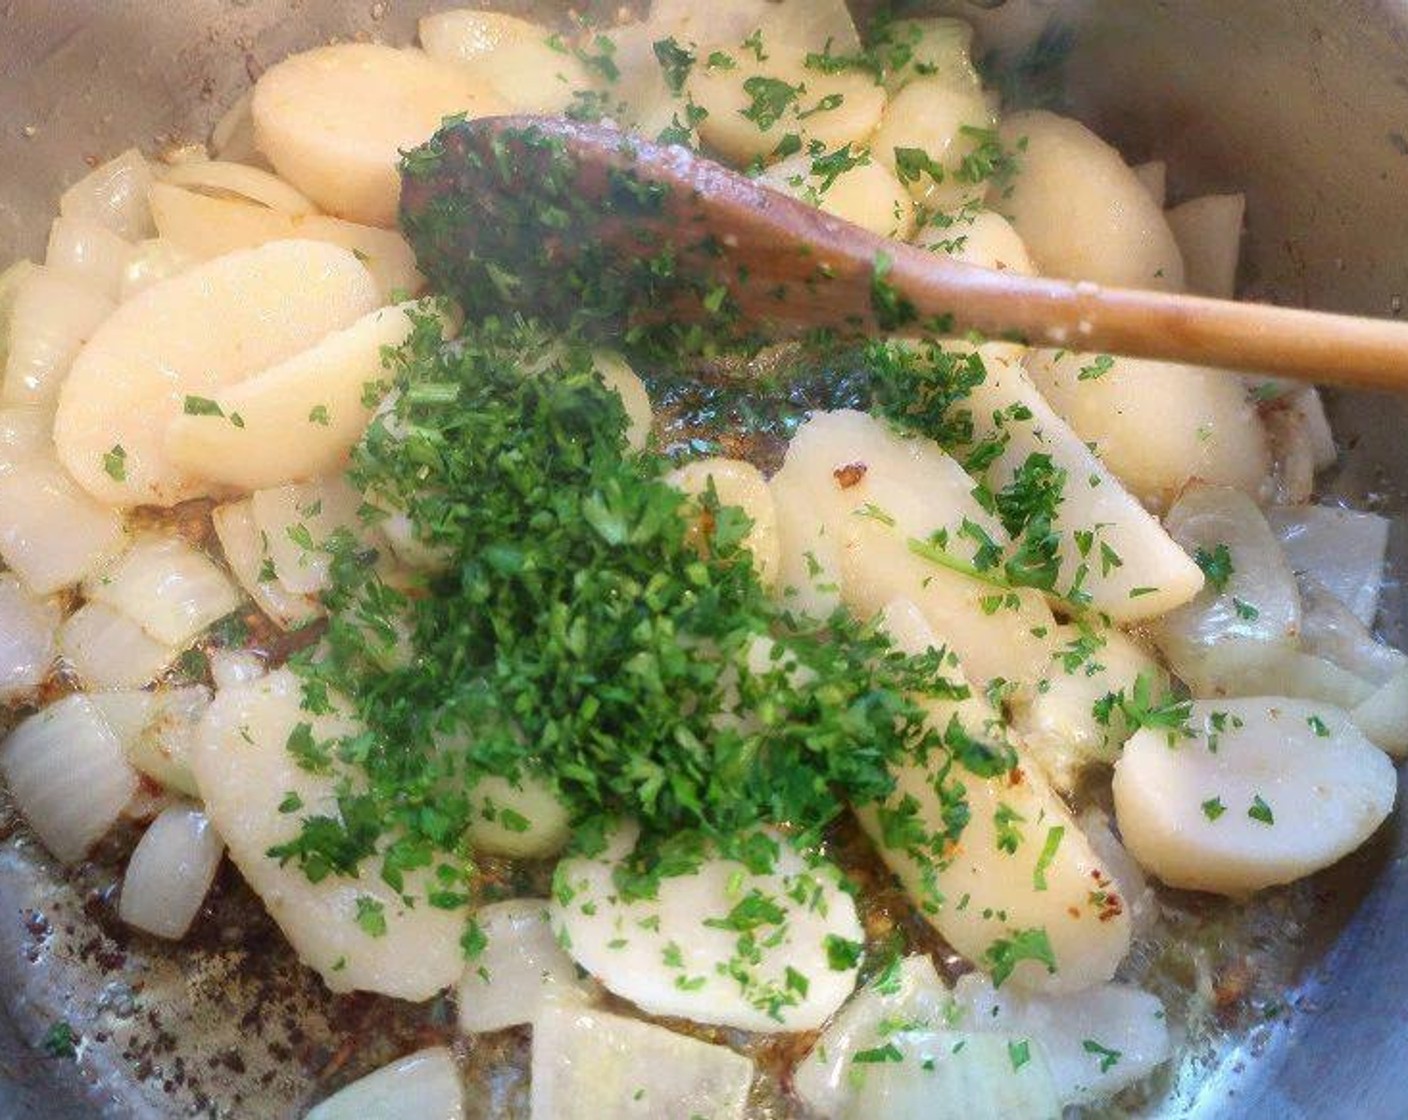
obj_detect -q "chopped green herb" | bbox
[1082,1038,1122,1072]
[1202,797,1226,821]
[1194,543,1234,592]
[1248,795,1275,825]
[102,444,127,482]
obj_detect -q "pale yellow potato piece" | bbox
[996,111,1185,292]
[464,773,572,858]
[756,152,915,239]
[1026,349,1271,510]
[211,499,324,631]
[915,208,1036,275]
[649,0,860,54]
[1132,160,1167,207]
[878,17,982,93]
[593,351,652,452]
[166,303,421,491]
[770,409,1056,691]
[687,46,884,166]
[960,344,1204,621]
[150,183,423,302]
[1166,193,1246,300]
[55,240,379,508]
[1114,699,1396,895]
[858,601,1134,994]
[873,78,997,212]
[419,9,545,62]
[667,456,780,586]
[195,669,464,998]
[252,43,507,227]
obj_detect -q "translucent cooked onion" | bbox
[208,649,266,690]
[1297,577,1408,686]
[532,1002,753,1120]
[305,1047,463,1120]
[0,259,37,369]
[123,686,209,797]
[160,159,318,216]
[1153,484,1300,681]
[210,499,322,631]
[0,573,59,701]
[83,532,241,647]
[2,266,114,408]
[118,803,224,939]
[1353,666,1408,759]
[0,408,53,476]
[1179,638,1375,708]
[45,216,134,300]
[58,601,179,691]
[59,149,155,240]
[0,693,139,863]
[210,92,262,165]
[119,239,194,300]
[1266,504,1389,627]
[456,899,593,1034]
[0,457,128,595]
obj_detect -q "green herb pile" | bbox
[277,311,1015,898]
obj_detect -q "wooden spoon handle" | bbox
[881,249,1408,390]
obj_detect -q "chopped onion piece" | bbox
[1154,484,1300,681]
[59,149,156,240]
[119,238,194,300]
[0,573,59,701]
[59,602,178,690]
[531,1001,752,1120]
[119,803,224,939]
[2,266,115,408]
[89,690,159,744]
[83,532,241,647]
[552,822,862,1031]
[1352,666,1408,759]
[0,694,139,863]
[0,457,128,594]
[1114,699,1396,894]
[1165,193,1245,300]
[250,475,376,596]
[0,259,37,369]
[952,973,1171,1106]
[0,408,52,475]
[1266,504,1388,627]
[45,217,134,300]
[456,899,594,1033]
[160,159,318,216]
[211,499,323,630]
[209,649,266,690]
[1078,808,1157,935]
[123,686,210,797]
[306,1047,463,1120]
[1180,638,1375,708]
[1297,577,1408,686]
[211,92,262,165]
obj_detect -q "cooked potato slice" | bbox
[996,111,1185,291]
[593,350,652,451]
[55,240,378,508]
[1113,699,1396,895]
[464,773,572,859]
[166,302,425,491]
[252,43,506,227]
[1166,193,1246,299]
[1026,349,1271,510]
[756,151,915,239]
[195,669,464,998]
[858,603,1133,995]
[667,457,780,587]
[150,183,423,301]
[419,10,546,63]
[915,208,1036,275]
[649,0,860,54]
[687,47,884,166]
[551,821,863,1031]
[872,79,997,212]
[211,499,324,631]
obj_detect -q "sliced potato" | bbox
[1113,699,1396,894]
[872,78,997,212]
[306,1048,463,1120]
[996,111,1184,291]
[876,17,982,94]
[150,182,423,301]
[1131,160,1166,207]
[419,9,546,63]
[648,0,860,54]
[56,240,379,508]
[959,344,1204,621]
[1166,193,1245,299]
[195,669,464,998]
[687,47,884,166]
[1025,349,1271,509]
[771,409,1056,691]
[166,302,422,491]
[667,457,780,587]
[456,898,594,1033]
[551,822,863,1031]
[464,773,572,859]
[915,208,1036,275]
[211,499,324,631]
[593,350,652,451]
[250,474,373,596]
[252,43,507,227]
[756,151,915,239]
[858,603,1133,994]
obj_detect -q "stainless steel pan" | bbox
[3,1,1407,1116]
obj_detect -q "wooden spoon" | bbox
[400,116,1408,390]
